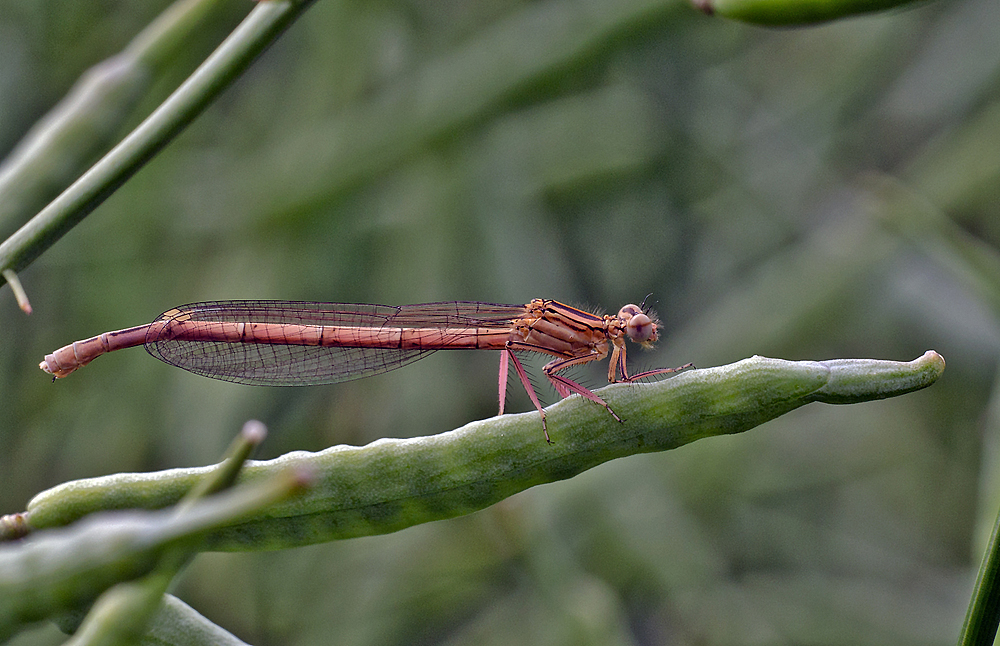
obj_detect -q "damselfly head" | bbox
[618,304,658,346]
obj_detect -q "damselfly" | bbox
[40,299,690,442]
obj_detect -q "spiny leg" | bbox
[542,357,623,424]
[624,363,695,382]
[613,340,694,383]
[499,346,552,443]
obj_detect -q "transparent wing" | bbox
[144,300,525,386]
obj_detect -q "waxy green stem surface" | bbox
[24,353,944,552]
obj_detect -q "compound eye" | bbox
[618,304,642,319]
[626,312,655,343]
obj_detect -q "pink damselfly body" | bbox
[40,299,691,442]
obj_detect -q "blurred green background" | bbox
[1,0,998,643]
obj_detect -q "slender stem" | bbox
[1,269,32,314]
[693,0,929,25]
[959,506,1000,646]
[0,0,313,280]
[0,0,235,235]
[178,420,268,510]
[144,595,251,646]
[0,468,310,643]
[56,421,271,645]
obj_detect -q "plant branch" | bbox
[22,352,944,552]
[0,0,314,285]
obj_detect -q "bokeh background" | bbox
[2,0,998,643]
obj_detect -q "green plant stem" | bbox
[177,420,268,511]
[0,0,313,282]
[692,0,929,25]
[1,269,32,313]
[0,0,236,235]
[51,594,250,646]
[47,421,268,645]
[959,505,1000,646]
[23,353,944,552]
[0,468,308,642]
[142,595,250,646]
